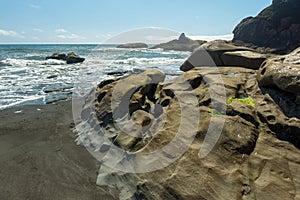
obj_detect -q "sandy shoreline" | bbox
[0,100,116,200]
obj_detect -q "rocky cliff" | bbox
[233,0,300,54]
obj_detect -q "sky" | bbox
[0,0,271,44]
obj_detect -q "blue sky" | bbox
[0,0,271,44]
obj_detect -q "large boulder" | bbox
[65,52,85,64]
[233,0,300,54]
[77,66,300,200]
[180,40,266,71]
[116,43,148,49]
[221,50,267,69]
[257,47,300,95]
[46,52,85,64]
[151,33,206,52]
[45,52,67,60]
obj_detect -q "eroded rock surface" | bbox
[77,66,300,200]
[180,40,267,71]
[257,47,300,95]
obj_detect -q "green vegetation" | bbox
[227,96,256,107]
[210,109,226,116]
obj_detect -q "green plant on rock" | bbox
[210,109,226,116]
[227,96,256,107]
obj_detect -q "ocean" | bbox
[0,44,189,110]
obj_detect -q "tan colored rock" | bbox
[222,50,267,69]
[180,40,256,71]
[78,67,300,200]
[257,47,300,94]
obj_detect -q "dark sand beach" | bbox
[1,1,300,199]
[0,100,115,200]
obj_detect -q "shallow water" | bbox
[0,44,189,110]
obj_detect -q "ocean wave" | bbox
[24,54,45,61]
[112,57,185,66]
[0,95,45,110]
[0,44,188,110]
[1,58,66,67]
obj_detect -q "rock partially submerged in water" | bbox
[151,33,206,52]
[46,53,67,60]
[65,52,85,64]
[116,43,148,49]
[46,52,85,64]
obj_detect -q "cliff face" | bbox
[233,0,300,54]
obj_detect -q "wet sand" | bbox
[0,100,116,200]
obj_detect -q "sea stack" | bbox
[151,33,206,52]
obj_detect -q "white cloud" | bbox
[33,28,44,33]
[55,28,68,33]
[30,4,40,9]
[0,29,18,36]
[55,28,86,40]
[189,34,234,41]
[0,29,24,38]
[57,33,86,39]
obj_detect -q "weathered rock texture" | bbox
[258,47,300,95]
[180,40,268,71]
[257,47,300,119]
[78,65,300,199]
[233,0,300,54]
[151,33,206,52]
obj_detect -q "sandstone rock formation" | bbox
[258,47,300,95]
[222,51,267,70]
[117,43,148,49]
[46,52,85,64]
[77,65,300,199]
[151,33,206,52]
[233,0,300,54]
[257,47,300,119]
[74,2,300,197]
[180,40,268,71]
